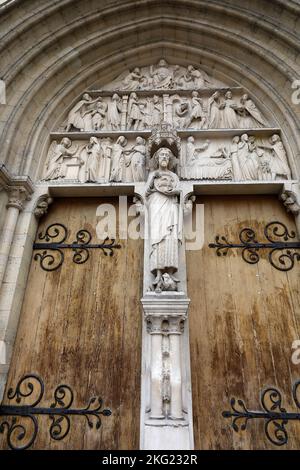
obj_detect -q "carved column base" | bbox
[140,293,194,450]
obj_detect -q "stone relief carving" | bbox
[108,59,223,91]
[46,60,295,184]
[43,138,79,181]
[43,132,292,183]
[145,147,181,293]
[179,133,292,181]
[181,136,232,180]
[65,94,102,132]
[61,81,268,132]
[109,135,128,182]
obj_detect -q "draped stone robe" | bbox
[146,170,182,274]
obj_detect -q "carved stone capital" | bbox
[168,317,184,335]
[280,184,300,216]
[0,163,34,210]
[6,186,32,211]
[34,195,54,218]
[146,316,163,334]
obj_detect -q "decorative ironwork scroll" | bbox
[33,223,121,271]
[0,374,112,450]
[209,221,300,272]
[223,380,300,446]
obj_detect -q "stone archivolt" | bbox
[43,59,291,185]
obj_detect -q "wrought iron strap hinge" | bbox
[33,223,121,271]
[223,380,300,447]
[209,221,300,272]
[0,374,112,450]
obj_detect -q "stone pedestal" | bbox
[140,293,194,450]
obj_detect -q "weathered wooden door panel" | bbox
[0,197,142,450]
[188,195,300,450]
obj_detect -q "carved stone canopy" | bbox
[146,123,181,172]
[147,123,181,157]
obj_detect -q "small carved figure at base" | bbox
[153,271,180,293]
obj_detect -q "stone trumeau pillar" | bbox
[138,125,194,450]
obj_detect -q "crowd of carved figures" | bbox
[44,59,292,183]
[64,90,267,132]
[44,133,291,183]
[182,133,291,181]
[44,136,147,183]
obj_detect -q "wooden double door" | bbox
[1,194,300,450]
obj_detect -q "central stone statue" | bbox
[145,147,182,293]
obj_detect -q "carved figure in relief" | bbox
[122,67,145,90]
[107,93,122,130]
[126,136,146,182]
[186,136,210,163]
[83,137,102,182]
[127,93,144,130]
[260,134,291,180]
[223,90,239,128]
[91,100,107,130]
[207,91,225,128]
[184,136,232,180]
[155,272,179,293]
[173,97,190,128]
[151,95,163,126]
[43,138,78,180]
[150,59,173,89]
[101,137,113,181]
[145,147,181,292]
[237,134,260,180]
[141,98,152,129]
[228,135,242,181]
[65,93,101,131]
[110,136,127,182]
[237,94,266,128]
[185,91,207,129]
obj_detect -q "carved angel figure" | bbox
[65,93,100,131]
[43,138,78,180]
[145,147,181,292]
